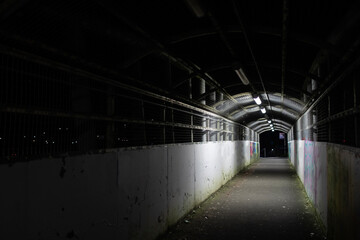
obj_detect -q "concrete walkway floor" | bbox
[158,158,326,240]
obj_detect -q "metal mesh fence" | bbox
[288,70,360,148]
[0,51,258,163]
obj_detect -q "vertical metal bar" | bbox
[163,107,166,144]
[171,108,175,143]
[206,116,209,142]
[200,79,207,142]
[281,0,288,101]
[141,100,147,145]
[190,114,194,143]
[328,95,331,142]
[189,76,193,143]
[224,122,227,141]
[354,77,358,147]
[18,60,23,158]
[42,64,46,155]
[343,87,346,143]
[61,72,66,153]
[106,88,115,148]
[221,120,224,141]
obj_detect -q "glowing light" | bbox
[260,107,266,114]
[253,96,262,105]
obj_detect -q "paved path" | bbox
[158,158,326,240]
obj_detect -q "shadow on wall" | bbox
[0,140,260,240]
[288,140,360,240]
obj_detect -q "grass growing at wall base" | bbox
[288,161,327,238]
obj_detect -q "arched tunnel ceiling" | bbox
[1,0,359,134]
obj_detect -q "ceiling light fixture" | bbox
[260,107,266,114]
[235,68,250,85]
[268,120,271,123]
[253,96,262,105]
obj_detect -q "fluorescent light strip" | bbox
[253,96,262,105]
[235,68,250,85]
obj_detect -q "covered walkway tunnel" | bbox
[0,0,359,239]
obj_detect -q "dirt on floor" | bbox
[157,158,326,240]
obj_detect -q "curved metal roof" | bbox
[1,0,359,134]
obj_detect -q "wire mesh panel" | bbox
[0,50,257,163]
[288,70,359,148]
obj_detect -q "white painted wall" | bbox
[0,140,258,240]
[296,140,305,182]
[289,141,295,165]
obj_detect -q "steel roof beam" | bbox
[281,0,288,101]
[302,1,360,92]
[169,26,342,56]
[96,0,239,106]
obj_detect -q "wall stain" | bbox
[327,145,354,240]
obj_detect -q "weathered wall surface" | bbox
[0,140,259,240]
[327,144,360,240]
[250,141,260,163]
[289,140,360,240]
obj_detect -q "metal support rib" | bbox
[232,0,274,120]
[300,40,360,118]
[96,0,238,105]
[281,0,288,101]
[207,11,257,93]
[302,1,360,92]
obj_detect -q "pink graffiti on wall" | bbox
[250,142,257,159]
[250,142,253,158]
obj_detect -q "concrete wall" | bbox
[289,140,360,240]
[0,140,259,240]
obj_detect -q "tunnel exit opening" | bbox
[260,131,288,158]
